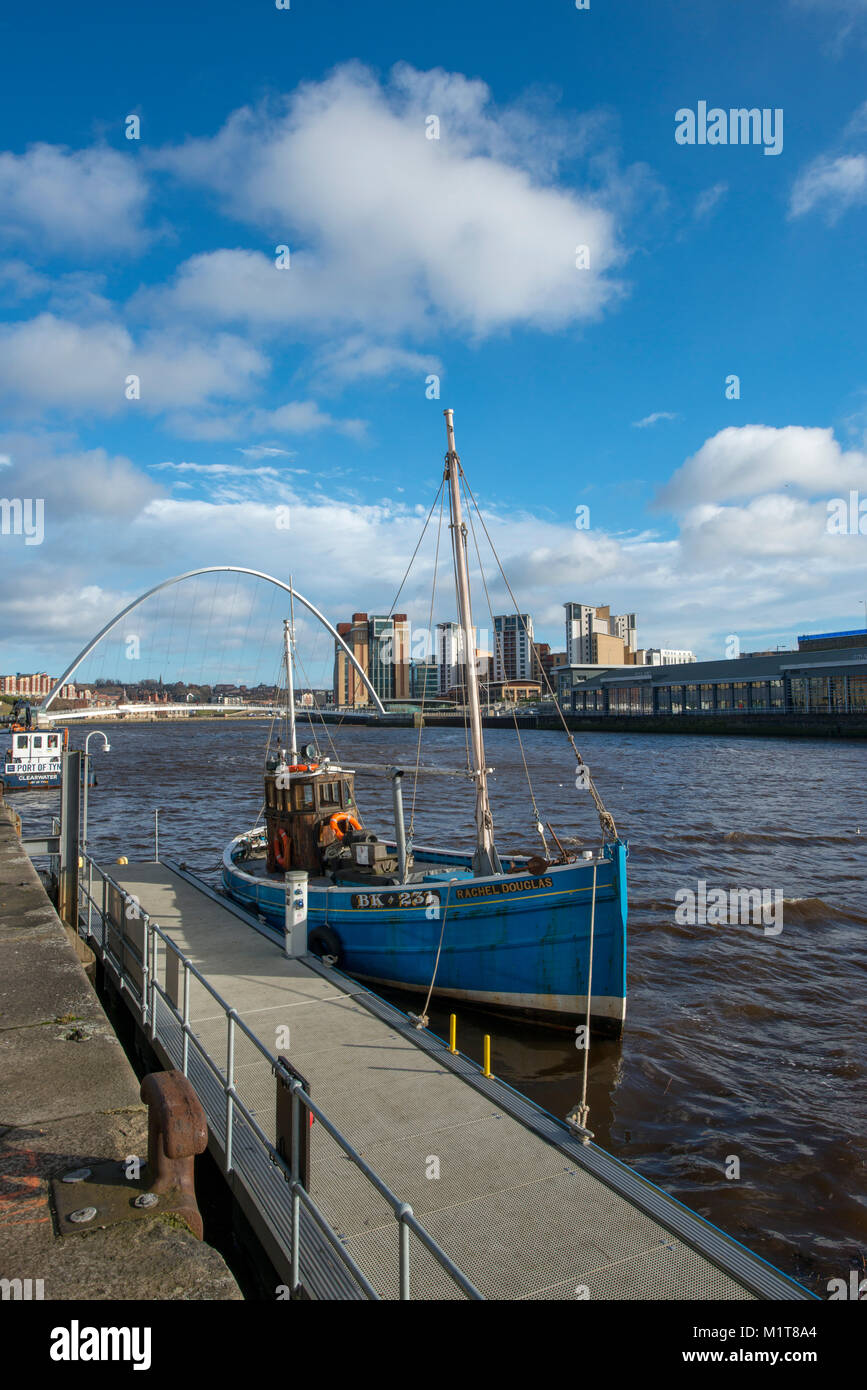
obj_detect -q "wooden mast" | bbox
[284,601,297,763]
[443,409,502,877]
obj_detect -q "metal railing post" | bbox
[226,1011,236,1173]
[182,960,191,1077]
[291,1080,301,1295]
[150,919,160,1043]
[398,1204,412,1299]
[140,910,150,1028]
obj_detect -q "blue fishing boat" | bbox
[222,410,628,1036]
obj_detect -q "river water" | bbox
[17,719,866,1295]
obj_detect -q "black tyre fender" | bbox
[308,925,341,965]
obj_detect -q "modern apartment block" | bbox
[565,603,638,666]
[410,657,439,702]
[333,612,410,707]
[492,613,534,683]
[436,621,466,695]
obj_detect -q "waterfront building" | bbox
[333,612,410,707]
[637,648,697,666]
[485,679,542,704]
[410,657,439,702]
[564,603,638,666]
[493,613,534,683]
[798,628,867,653]
[557,633,867,716]
[1,673,77,700]
[436,621,467,696]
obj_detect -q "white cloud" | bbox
[657,425,867,508]
[0,432,162,519]
[633,411,679,428]
[790,153,867,220]
[311,336,442,385]
[0,258,49,299]
[251,400,366,439]
[789,102,867,220]
[238,447,296,463]
[0,143,149,254]
[3,419,865,673]
[149,63,626,338]
[692,183,728,220]
[0,313,267,415]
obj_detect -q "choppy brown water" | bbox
[19,720,867,1294]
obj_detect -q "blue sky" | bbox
[1,0,866,686]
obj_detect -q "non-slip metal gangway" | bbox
[77,855,814,1302]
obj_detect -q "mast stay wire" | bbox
[461,475,618,843]
[464,487,550,859]
[408,484,446,848]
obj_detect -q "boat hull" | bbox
[222,837,628,1036]
[1,768,62,789]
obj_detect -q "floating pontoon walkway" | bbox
[87,858,812,1301]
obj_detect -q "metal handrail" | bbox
[77,855,483,1301]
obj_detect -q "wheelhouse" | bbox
[264,760,361,877]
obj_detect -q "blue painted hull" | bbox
[222,836,628,1034]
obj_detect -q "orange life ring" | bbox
[328,812,362,839]
[273,827,291,870]
[286,762,318,772]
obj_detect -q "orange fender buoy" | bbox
[328,812,362,840]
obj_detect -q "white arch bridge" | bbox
[38,566,385,716]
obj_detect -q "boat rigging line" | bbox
[461,473,619,844]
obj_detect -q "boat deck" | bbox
[104,859,811,1301]
[235,853,475,890]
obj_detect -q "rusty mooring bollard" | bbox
[140,1070,208,1239]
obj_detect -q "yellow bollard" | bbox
[449,1013,457,1055]
[116,856,128,865]
[483,1034,492,1078]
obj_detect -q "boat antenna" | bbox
[285,581,298,763]
[443,408,502,878]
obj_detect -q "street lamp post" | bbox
[82,731,110,934]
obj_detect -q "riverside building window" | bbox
[733,682,748,710]
[829,676,847,711]
[808,677,828,712]
[850,675,867,711]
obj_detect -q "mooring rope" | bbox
[411,885,451,1030]
[574,861,597,1134]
